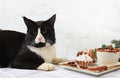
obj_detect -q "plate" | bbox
[59,62,120,76]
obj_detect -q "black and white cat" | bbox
[0,14,56,71]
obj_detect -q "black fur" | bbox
[0,30,25,67]
[0,14,56,69]
[11,46,45,69]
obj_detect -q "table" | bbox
[0,66,120,78]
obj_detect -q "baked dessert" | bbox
[88,49,96,62]
[76,52,93,69]
[77,49,96,62]
[97,45,120,66]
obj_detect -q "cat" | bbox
[0,14,57,71]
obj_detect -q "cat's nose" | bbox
[35,34,45,43]
[38,36,42,42]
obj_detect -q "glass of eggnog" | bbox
[96,45,120,66]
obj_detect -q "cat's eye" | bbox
[43,30,47,33]
[33,32,37,35]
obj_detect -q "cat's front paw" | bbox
[37,63,55,71]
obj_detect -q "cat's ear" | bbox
[46,14,56,26]
[23,16,37,29]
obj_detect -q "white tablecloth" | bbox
[0,66,120,78]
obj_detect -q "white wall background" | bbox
[0,0,120,59]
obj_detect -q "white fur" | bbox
[37,63,55,71]
[35,28,45,43]
[27,44,56,63]
[28,28,56,71]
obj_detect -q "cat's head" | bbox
[23,14,56,48]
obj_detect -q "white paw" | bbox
[37,63,55,71]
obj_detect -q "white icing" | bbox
[76,53,93,62]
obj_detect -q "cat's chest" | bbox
[27,45,56,63]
